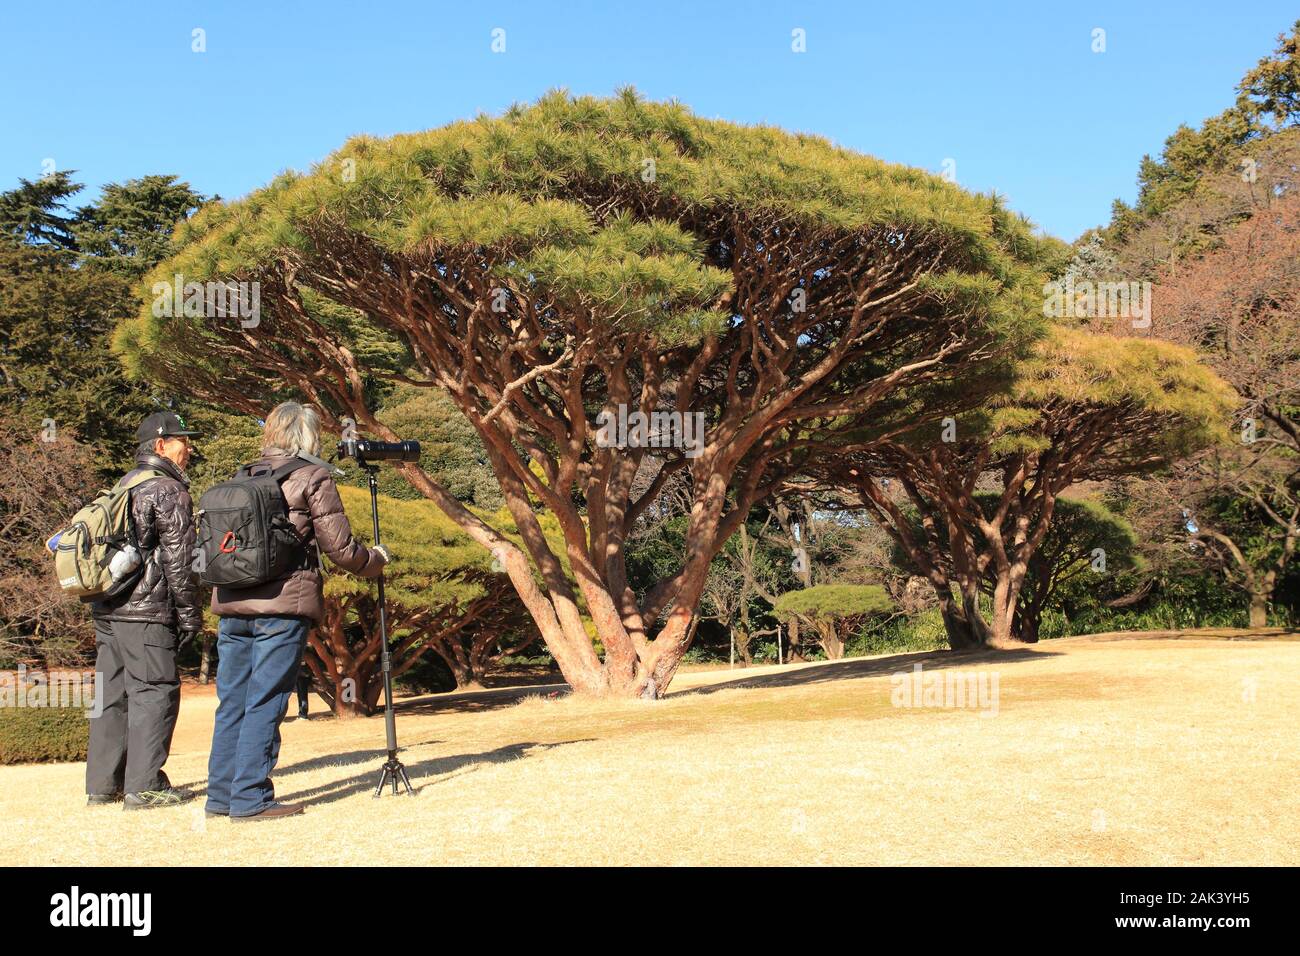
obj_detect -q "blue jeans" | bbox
[207,616,309,816]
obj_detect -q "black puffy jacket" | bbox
[90,452,203,632]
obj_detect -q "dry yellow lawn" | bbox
[2,632,1296,866]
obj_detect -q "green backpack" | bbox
[50,470,165,600]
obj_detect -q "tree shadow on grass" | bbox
[392,682,572,717]
[251,739,448,776]
[377,647,1059,711]
[178,739,589,807]
[671,646,1057,698]
[275,739,587,806]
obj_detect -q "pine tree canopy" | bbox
[112,90,1077,697]
[118,88,1056,401]
[989,327,1238,460]
[773,583,894,622]
[878,326,1239,463]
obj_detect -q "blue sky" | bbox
[1,1,1294,240]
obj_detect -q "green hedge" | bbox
[850,607,952,656]
[0,706,90,764]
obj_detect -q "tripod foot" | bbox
[373,754,415,797]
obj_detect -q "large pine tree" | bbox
[120,91,1059,696]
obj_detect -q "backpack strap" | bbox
[239,458,315,483]
[102,469,167,550]
[270,459,315,482]
[114,469,168,493]
[295,450,345,477]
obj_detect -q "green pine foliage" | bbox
[118,88,1057,387]
[920,325,1239,462]
[0,171,81,248]
[773,583,893,622]
[73,175,211,278]
[328,484,508,613]
[337,385,503,509]
[0,173,205,470]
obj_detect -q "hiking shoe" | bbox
[230,802,304,822]
[87,792,123,806]
[204,807,230,818]
[123,787,195,810]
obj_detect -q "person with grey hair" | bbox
[87,412,202,810]
[206,402,389,821]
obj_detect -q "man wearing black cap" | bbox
[86,412,203,810]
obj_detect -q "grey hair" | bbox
[262,402,321,457]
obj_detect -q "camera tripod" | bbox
[362,462,414,797]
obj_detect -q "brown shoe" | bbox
[230,802,304,822]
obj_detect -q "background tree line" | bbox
[0,174,540,708]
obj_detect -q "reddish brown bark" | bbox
[832,396,1182,647]
[305,571,533,716]
[141,209,1023,696]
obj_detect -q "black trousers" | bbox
[85,618,181,795]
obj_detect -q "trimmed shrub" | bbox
[850,606,951,656]
[0,705,90,764]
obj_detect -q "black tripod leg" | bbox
[365,465,417,799]
[374,756,415,797]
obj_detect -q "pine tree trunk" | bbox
[786,617,806,662]
[939,602,983,649]
[736,629,753,666]
[450,654,486,691]
[818,622,845,660]
[331,665,373,718]
[1249,593,1269,629]
[1013,609,1041,643]
[933,581,991,650]
[989,562,1032,645]
[990,576,1015,644]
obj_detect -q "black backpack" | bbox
[196,459,313,589]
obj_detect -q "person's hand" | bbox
[178,629,202,651]
[373,544,392,565]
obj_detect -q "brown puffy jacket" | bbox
[209,448,384,623]
[91,452,203,632]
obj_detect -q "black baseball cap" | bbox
[137,412,199,442]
